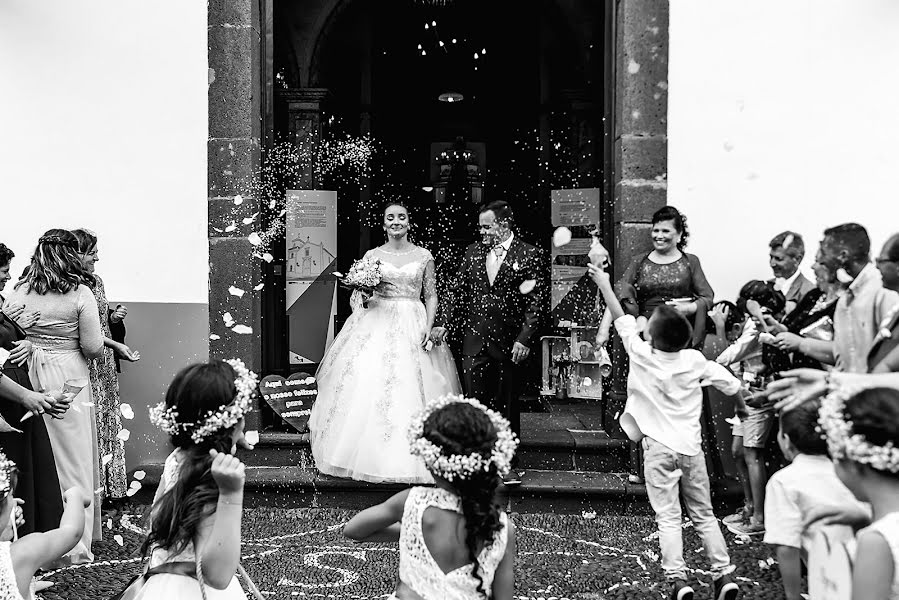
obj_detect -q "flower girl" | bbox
[0,450,90,599]
[115,359,256,599]
[819,386,899,599]
[343,394,518,599]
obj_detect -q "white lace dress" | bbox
[0,541,28,600]
[136,450,247,600]
[396,487,509,599]
[309,247,462,483]
[857,511,899,598]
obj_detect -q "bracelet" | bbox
[218,497,243,506]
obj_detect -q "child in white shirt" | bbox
[589,263,743,600]
[764,400,869,600]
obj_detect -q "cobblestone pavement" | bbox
[38,508,785,599]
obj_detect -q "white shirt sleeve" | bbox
[613,315,650,357]
[764,476,802,548]
[699,359,743,395]
[716,319,760,366]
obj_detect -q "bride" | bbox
[309,202,462,483]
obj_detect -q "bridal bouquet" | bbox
[334,257,382,294]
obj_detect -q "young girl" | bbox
[0,450,90,599]
[120,359,256,599]
[820,386,899,599]
[343,394,517,599]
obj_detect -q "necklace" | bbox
[379,245,416,256]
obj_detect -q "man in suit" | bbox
[769,231,816,314]
[431,200,544,485]
[869,233,899,372]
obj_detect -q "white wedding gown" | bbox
[309,246,462,483]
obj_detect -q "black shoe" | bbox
[668,580,694,600]
[713,574,739,600]
[503,471,524,486]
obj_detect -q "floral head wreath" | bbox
[408,394,519,482]
[0,450,15,498]
[149,359,258,444]
[819,386,899,474]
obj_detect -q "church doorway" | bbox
[260,0,614,426]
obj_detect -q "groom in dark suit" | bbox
[432,200,544,485]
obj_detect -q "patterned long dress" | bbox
[89,275,127,499]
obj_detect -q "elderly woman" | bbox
[0,243,65,536]
[7,230,104,564]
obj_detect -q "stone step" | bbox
[245,409,630,473]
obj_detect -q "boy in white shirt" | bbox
[764,400,870,600]
[589,263,743,600]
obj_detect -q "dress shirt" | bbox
[486,232,515,285]
[833,263,899,373]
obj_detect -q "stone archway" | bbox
[207,0,670,429]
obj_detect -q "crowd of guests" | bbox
[3,212,899,600]
[591,208,899,599]
[0,229,139,577]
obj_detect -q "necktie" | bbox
[487,246,505,285]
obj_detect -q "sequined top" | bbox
[398,487,509,599]
[617,252,715,347]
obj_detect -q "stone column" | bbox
[208,0,264,429]
[609,0,669,422]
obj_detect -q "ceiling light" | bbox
[438,92,464,103]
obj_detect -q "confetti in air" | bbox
[232,324,253,335]
[116,429,130,442]
[120,404,134,420]
[229,286,246,298]
[133,470,146,481]
[519,279,537,294]
[114,535,124,546]
[102,454,113,466]
[553,226,572,247]
[244,430,260,446]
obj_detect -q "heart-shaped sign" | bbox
[258,372,317,433]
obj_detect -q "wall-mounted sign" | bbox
[286,190,338,364]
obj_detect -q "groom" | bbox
[432,200,544,485]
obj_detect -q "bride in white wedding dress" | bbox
[309,203,462,483]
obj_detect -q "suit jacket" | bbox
[439,238,544,359]
[868,305,899,373]
[771,273,816,306]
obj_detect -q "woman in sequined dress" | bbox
[71,230,140,503]
[309,203,462,484]
[615,206,714,349]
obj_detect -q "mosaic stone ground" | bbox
[37,508,787,599]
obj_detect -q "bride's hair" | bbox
[142,361,239,558]
[422,403,504,597]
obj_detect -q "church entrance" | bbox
[260,1,614,408]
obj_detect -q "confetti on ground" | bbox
[40,509,785,600]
